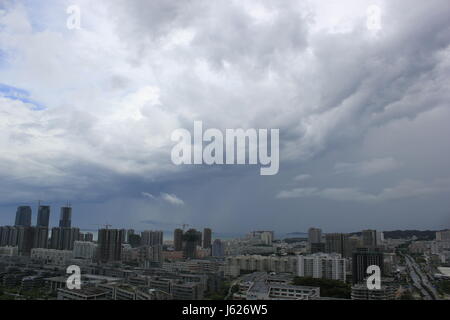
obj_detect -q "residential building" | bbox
[31,248,74,265]
[98,228,124,263]
[73,241,97,259]
[352,248,384,284]
[297,253,346,282]
[15,206,32,227]
[59,206,72,228]
[203,228,212,249]
[308,228,322,244]
[36,205,50,227]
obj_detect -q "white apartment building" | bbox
[248,231,274,245]
[225,255,298,276]
[0,246,19,256]
[436,230,450,241]
[297,253,346,282]
[73,241,98,259]
[376,231,385,244]
[31,248,74,265]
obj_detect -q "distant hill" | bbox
[285,230,440,241]
[382,230,437,240]
[348,230,439,240]
[285,232,308,237]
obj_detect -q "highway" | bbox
[404,254,439,300]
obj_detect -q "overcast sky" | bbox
[0,0,449,235]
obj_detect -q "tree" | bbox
[292,277,351,299]
[438,280,450,295]
[399,291,414,300]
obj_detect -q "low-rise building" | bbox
[234,272,320,300]
[225,255,297,276]
[351,282,396,300]
[73,241,97,260]
[57,287,110,300]
[0,246,19,256]
[31,248,73,265]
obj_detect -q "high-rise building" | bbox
[33,226,49,249]
[352,248,384,284]
[325,233,351,257]
[174,229,183,251]
[15,206,32,227]
[308,228,322,244]
[248,231,275,244]
[138,245,163,268]
[141,230,163,246]
[297,253,346,282]
[376,231,384,245]
[196,231,203,247]
[59,207,72,228]
[0,226,19,247]
[183,229,200,259]
[260,231,273,245]
[73,241,97,259]
[203,228,212,249]
[50,227,61,249]
[0,226,9,246]
[7,227,19,246]
[62,228,80,250]
[16,226,35,255]
[37,205,50,227]
[362,229,377,248]
[50,227,79,250]
[98,228,124,263]
[119,229,127,244]
[212,239,224,257]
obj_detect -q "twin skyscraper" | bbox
[14,205,72,228]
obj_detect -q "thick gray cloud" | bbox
[0,0,449,233]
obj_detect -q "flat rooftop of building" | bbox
[438,267,450,276]
[45,274,122,283]
[59,286,108,296]
[269,283,319,290]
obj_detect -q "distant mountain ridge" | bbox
[348,230,439,240]
[381,230,438,240]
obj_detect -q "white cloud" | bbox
[141,192,156,199]
[293,174,312,182]
[334,157,401,176]
[160,193,185,206]
[142,192,185,206]
[276,178,450,203]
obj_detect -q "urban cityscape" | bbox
[0,204,449,301]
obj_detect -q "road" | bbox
[404,254,439,300]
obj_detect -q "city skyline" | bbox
[0,202,448,235]
[0,201,447,238]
